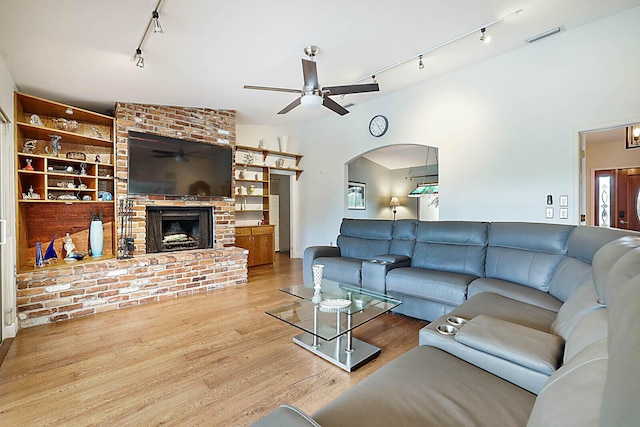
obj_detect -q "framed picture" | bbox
[625,126,640,149]
[347,181,366,210]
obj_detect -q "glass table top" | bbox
[266,280,401,341]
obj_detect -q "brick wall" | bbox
[16,249,248,328]
[114,103,237,253]
[16,102,248,328]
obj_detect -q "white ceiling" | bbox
[362,145,437,170]
[1,0,639,126]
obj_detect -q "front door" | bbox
[618,168,640,232]
[594,168,640,231]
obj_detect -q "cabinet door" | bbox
[235,234,255,266]
[253,232,274,266]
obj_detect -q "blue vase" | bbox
[90,220,104,257]
[34,242,44,268]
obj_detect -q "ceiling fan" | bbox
[244,46,379,116]
[153,147,191,161]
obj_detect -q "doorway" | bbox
[270,173,291,254]
[582,124,640,230]
[594,168,640,231]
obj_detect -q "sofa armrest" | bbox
[303,246,341,282]
[370,254,411,264]
[250,405,321,427]
[455,315,564,375]
[361,256,411,294]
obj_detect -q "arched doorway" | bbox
[346,144,438,220]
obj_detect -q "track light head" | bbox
[152,10,163,33]
[418,55,424,70]
[480,28,491,43]
[135,48,144,68]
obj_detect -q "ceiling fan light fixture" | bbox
[301,93,323,109]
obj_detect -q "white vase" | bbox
[278,135,288,152]
[90,220,104,257]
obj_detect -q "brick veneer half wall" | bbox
[16,102,247,328]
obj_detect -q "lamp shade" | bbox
[300,93,323,108]
[408,184,438,198]
[389,197,401,207]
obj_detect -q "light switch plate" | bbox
[559,195,568,207]
[545,207,554,219]
[559,208,568,219]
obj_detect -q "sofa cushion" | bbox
[562,308,608,363]
[550,278,602,339]
[389,219,417,257]
[336,219,394,260]
[420,293,558,334]
[314,257,362,286]
[251,405,321,427]
[566,225,635,263]
[527,339,608,427]
[600,274,640,426]
[485,222,573,292]
[386,267,474,306]
[411,221,488,277]
[312,346,535,427]
[468,278,563,312]
[336,235,391,260]
[454,315,564,376]
[603,246,640,306]
[546,256,593,302]
[591,236,640,304]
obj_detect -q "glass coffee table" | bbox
[266,280,401,372]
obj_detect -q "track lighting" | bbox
[348,9,522,85]
[135,48,144,68]
[132,0,164,68]
[152,10,163,33]
[480,28,491,43]
[418,55,424,69]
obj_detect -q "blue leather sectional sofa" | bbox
[252,219,640,426]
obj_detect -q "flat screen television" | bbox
[127,131,233,197]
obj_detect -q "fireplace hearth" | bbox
[146,207,213,253]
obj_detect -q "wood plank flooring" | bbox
[0,253,427,426]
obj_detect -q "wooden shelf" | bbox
[15,92,116,272]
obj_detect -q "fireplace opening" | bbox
[146,207,213,253]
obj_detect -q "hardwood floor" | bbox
[0,253,427,426]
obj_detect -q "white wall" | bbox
[0,54,18,338]
[292,7,640,253]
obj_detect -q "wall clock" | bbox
[369,115,388,137]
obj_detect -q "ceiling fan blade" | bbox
[323,83,380,96]
[244,85,301,94]
[302,59,319,89]
[278,97,302,115]
[322,96,349,116]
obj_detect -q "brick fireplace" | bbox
[16,103,247,328]
[146,206,213,253]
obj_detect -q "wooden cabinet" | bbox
[14,92,116,271]
[235,225,275,267]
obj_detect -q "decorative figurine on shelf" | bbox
[45,135,62,157]
[258,139,265,149]
[275,158,285,167]
[79,163,87,175]
[239,168,246,180]
[260,215,265,225]
[23,185,41,200]
[249,185,255,194]
[30,114,43,126]
[63,232,87,261]
[243,152,254,164]
[44,234,58,264]
[95,154,101,163]
[22,139,37,154]
[90,126,105,139]
[24,158,34,171]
